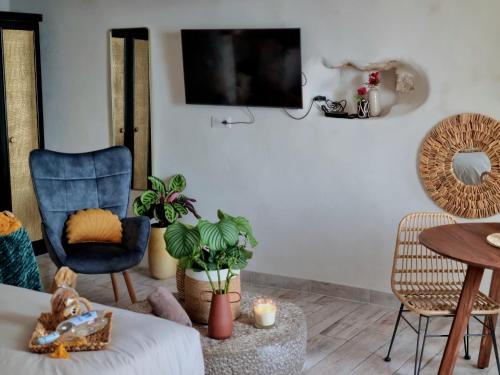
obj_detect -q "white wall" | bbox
[12,0,500,293]
[0,0,9,11]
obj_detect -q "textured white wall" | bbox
[12,0,500,293]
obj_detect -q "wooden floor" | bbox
[37,254,500,374]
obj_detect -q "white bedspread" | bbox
[0,284,204,375]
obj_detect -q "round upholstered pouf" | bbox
[127,293,307,374]
[195,293,307,375]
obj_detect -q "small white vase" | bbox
[368,88,381,117]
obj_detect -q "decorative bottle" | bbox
[368,88,381,117]
[357,99,370,119]
[36,310,109,345]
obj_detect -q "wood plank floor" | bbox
[37,255,500,374]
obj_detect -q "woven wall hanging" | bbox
[419,113,500,218]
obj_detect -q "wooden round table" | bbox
[420,223,500,375]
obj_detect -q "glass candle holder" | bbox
[253,298,277,329]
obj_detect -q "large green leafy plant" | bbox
[133,175,200,227]
[165,210,257,294]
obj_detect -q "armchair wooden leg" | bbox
[123,271,137,304]
[110,273,120,302]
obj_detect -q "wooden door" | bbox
[132,38,150,190]
[2,28,42,240]
[110,28,150,190]
[111,37,125,147]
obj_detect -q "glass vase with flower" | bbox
[367,71,381,117]
[356,86,370,118]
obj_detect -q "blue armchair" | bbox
[29,146,150,303]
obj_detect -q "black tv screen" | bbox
[181,28,302,108]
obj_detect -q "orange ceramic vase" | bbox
[208,292,233,340]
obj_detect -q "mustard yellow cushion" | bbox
[0,211,22,236]
[66,209,122,244]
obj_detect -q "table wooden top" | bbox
[420,223,500,270]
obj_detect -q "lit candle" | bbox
[253,298,277,328]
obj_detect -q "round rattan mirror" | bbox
[419,113,500,218]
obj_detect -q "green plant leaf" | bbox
[133,197,147,216]
[164,203,177,223]
[198,218,239,251]
[168,174,186,193]
[233,216,258,247]
[217,211,258,248]
[148,176,167,195]
[178,257,193,269]
[165,222,200,258]
[217,209,226,220]
[140,190,159,208]
[246,233,258,248]
[173,203,189,216]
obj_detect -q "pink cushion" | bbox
[147,287,192,327]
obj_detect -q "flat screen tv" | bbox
[181,28,302,108]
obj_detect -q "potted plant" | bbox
[165,210,257,339]
[133,175,200,279]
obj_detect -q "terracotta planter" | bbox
[206,291,240,340]
[148,226,178,279]
[184,269,241,324]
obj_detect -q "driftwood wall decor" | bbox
[419,113,500,218]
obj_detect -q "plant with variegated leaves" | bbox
[165,210,257,294]
[133,175,200,227]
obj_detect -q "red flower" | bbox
[357,86,367,96]
[368,71,380,86]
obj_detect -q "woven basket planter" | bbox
[176,266,186,300]
[184,269,241,324]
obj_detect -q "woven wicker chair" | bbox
[384,212,500,374]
